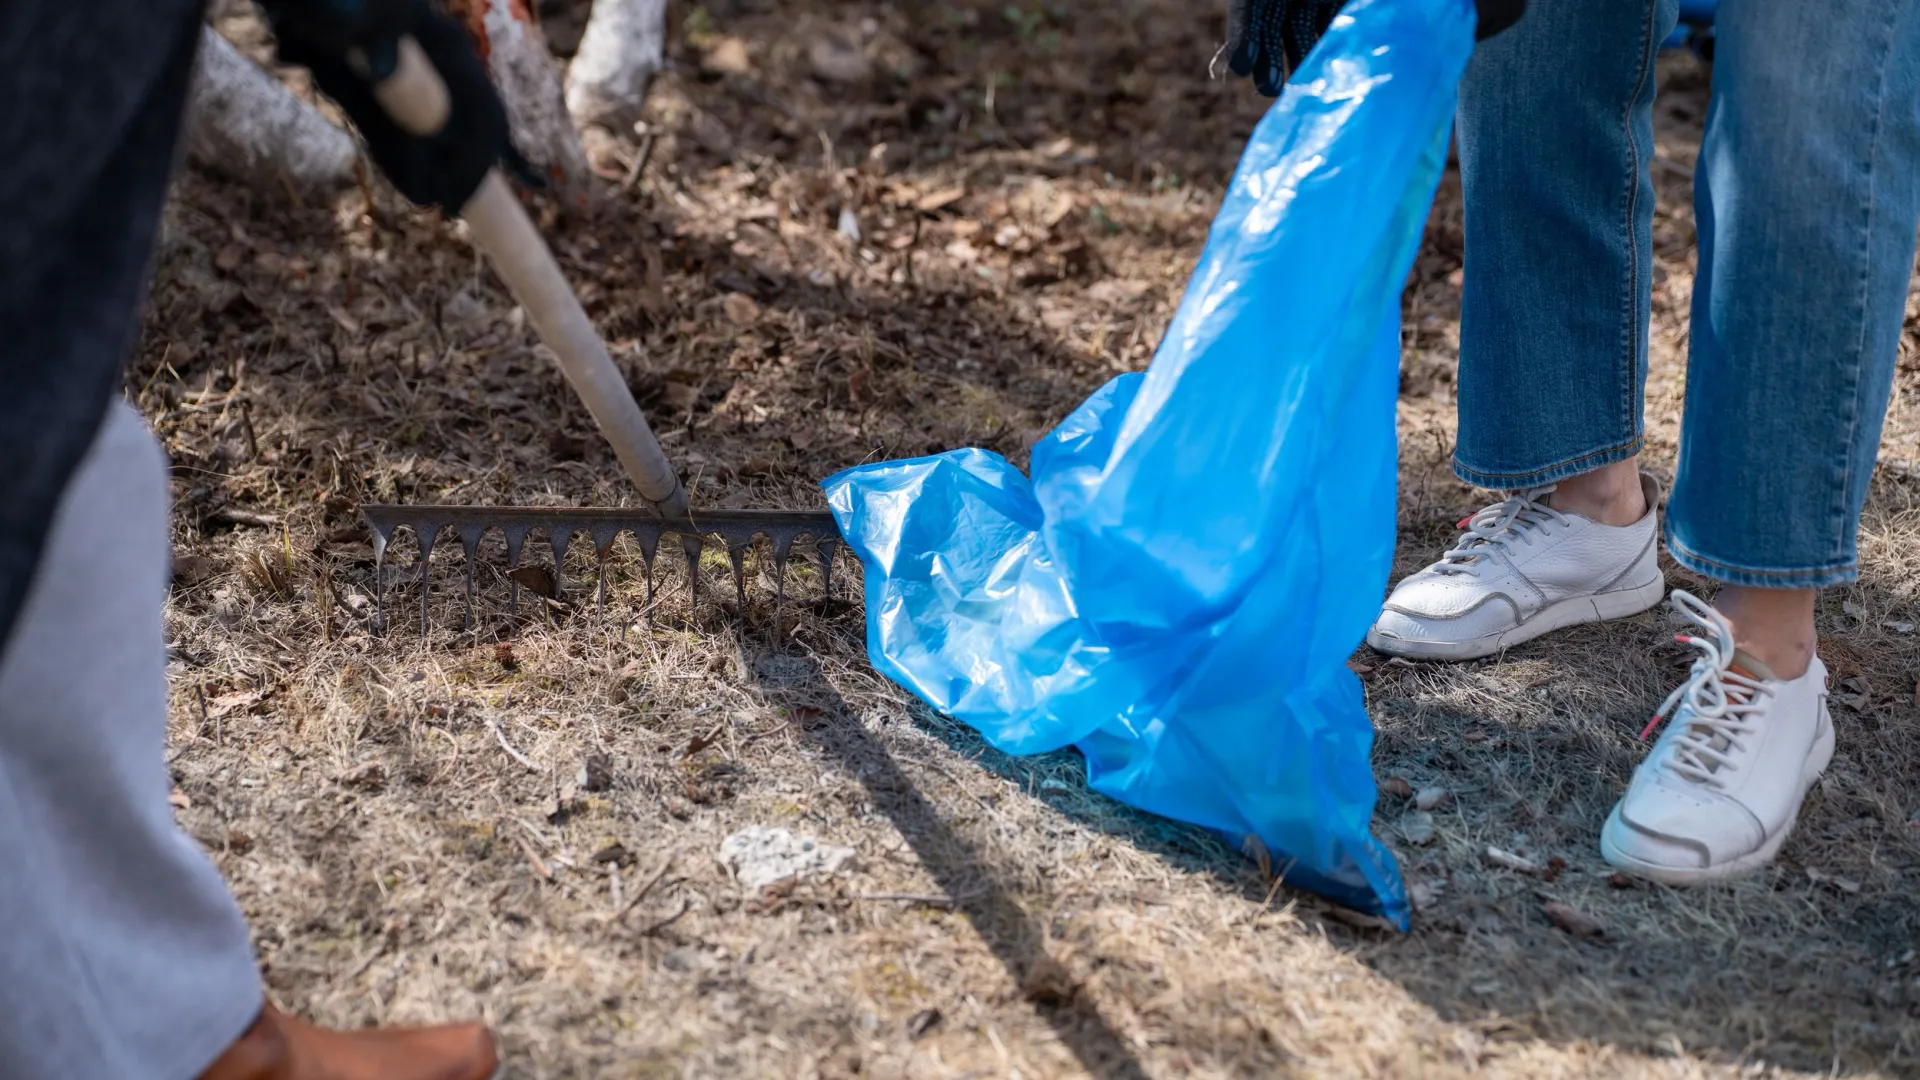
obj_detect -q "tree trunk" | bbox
[565,0,667,135]
[445,0,591,198]
[185,27,356,194]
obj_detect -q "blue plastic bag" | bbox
[823,0,1475,927]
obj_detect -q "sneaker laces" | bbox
[1434,486,1570,576]
[1638,590,1773,789]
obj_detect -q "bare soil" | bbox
[147,3,1920,1077]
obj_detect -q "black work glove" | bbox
[259,0,535,214]
[1225,0,1527,96]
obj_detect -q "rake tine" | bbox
[771,534,794,642]
[727,542,749,616]
[459,525,483,631]
[817,536,841,602]
[591,525,619,618]
[635,523,661,622]
[681,535,705,612]
[369,520,395,634]
[416,526,439,638]
[503,525,529,616]
[549,527,574,595]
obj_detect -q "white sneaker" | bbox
[1365,475,1666,661]
[1601,591,1834,885]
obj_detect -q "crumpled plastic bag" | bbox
[823,0,1475,927]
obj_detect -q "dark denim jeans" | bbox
[1453,0,1920,587]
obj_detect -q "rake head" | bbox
[361,504,843,636]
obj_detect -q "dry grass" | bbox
[143,4,1920,1077]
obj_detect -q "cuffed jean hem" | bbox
[1665,528,1859,589]
[1452,435,1644,492]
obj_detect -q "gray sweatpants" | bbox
[0,401,262,1079]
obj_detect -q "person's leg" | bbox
[0,402,264,1080]
[1366,0,1678,661]
[1668,0,1920,671]
[1604,0,1920,884]
[1453,0,1678,502]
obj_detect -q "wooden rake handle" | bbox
[369,38,691,521]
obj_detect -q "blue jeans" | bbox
[1454,0,1920,587]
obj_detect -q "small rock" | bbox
[577,753,614,793]
[1039,777,1071,795]
[1542,900,1607,940]
[718,825,857,891]
[837,207,862,242]
[1414,785,1451,811]
[1398,811,1436,847]
[1379,776,1413,799]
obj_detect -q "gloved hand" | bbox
[258,0,534,213]
[1225,0,1526,96]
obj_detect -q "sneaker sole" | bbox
[1364,575,1668,662]
[1598,706,1837,886]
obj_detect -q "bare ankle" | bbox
[1549,459,1646,528]
[1713,586,1817,680]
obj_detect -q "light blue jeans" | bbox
[1454,0,1920,588]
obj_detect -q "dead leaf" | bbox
[1414,785,1451,811]
[172,553,217,587]
[592,842,635,867]
[214,243,247,273]
[1482,846,1541,875]
[1326,906,1398,932]
[326,303,361,333]
[168,788,192,810]
[660,381,701,412]
[702,35,751,76]
[1020,954,1078,1005]
[507,566,558,599]
[206,687,271,719]
[906,1008,942,1041]
[1398,811,1436,847]
[1606,872,1638,889]
[323,525,369,546]
[682,724,724,759]
[1807,867,1862,894]
[494,642,519,672]
[1885,620,1916,634]
[1542,901,1606,939]
[1379,776,1413,799]
[1346,659,1375,677]
[915,186,966,213]
[1242,834,1273,881]
[336,761,385,790]
[808,34,872,83]
[578,753,614,792]
[721,293,760,325]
